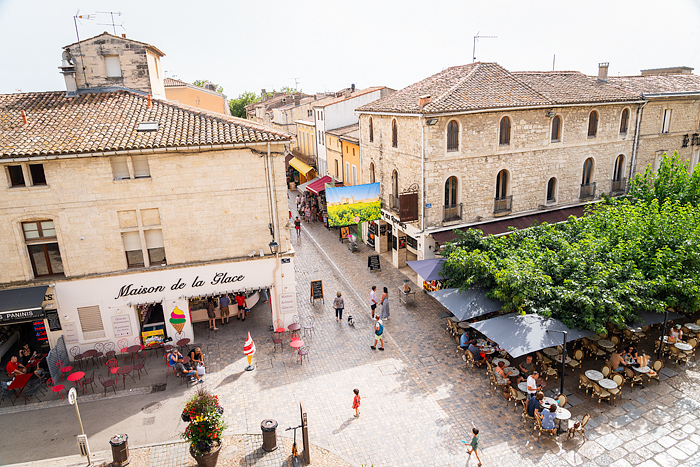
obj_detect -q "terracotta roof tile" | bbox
[163,77,188,87]
[607,74,700,95]
[0,90,290,158]
[513,71,639,103]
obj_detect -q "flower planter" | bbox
[190,443,221,467]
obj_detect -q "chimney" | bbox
[351,83,356,92]
[294,94,300,106]
[58,50,78,96]
[261,89,266,98]
[21,110,27,124]
[147,94,152,108]
[419,94,431,107]
[121,33,126,38]
[597,62,609,82]
[344,89,351,98]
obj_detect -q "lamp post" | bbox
[546,330,567,398]
[268,241,279,255]
[657,309,670,360]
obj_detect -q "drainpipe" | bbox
[628,101,647,193]
[420,115,425,233]
[267,142,281,324]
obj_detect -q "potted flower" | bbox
[181,387,227,467]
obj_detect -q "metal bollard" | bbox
[109,434,130,466]
[261,419,278,452]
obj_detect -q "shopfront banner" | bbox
[326,183,381,227]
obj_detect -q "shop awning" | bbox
[428,287,502,322]
[407,258,446,282]
[468,313,596,358]
[297,176,321,192]
[307,175,342,194]
[0,286,48,324]
[288,157,314,175]
[431,204,589,244]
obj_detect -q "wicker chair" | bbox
[522,401,537,431]
[567,413,590,442]
[592,383,612,407]
[557,393,568,408]
[535,416,557,442]
[624,367,643,391]
[684,337,698,362]
[669,346,688,366]
[508,386,527,412]
[589,343,607,361]
[578,373,594,396]
[608,373,624,402]
[567,349,584,371]
[601,364,612,379]
[647,359,663,384]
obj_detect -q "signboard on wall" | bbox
[279,293,297,315]
[326,183,381,227]
[111,314,133,337]
[45,309,62,332]
[399,192,419,222]
[62,321,79,344]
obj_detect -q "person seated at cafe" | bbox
[527,391,544,418]
[539,403,557,431]
[460,334,471,359]
[18,343,35,366]
[669,324,683,341]
[189,347,205,367]
[468,341,485,364]
[527,370,541,400]
[168,349,184,367]
[494,360,512,387]
[626,346,639,366]
[6,355,27,377]
[174,356,202,383]
[518,355,535,384]
[609,350,628,373]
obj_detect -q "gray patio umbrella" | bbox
[406,258,446,282]
[428,287,503,322]
[468,313,596,358]
[629,310,683,327]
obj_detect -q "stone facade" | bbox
[64,32,166,97]
[0,146,290,285]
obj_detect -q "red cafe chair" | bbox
[47,378,65,401]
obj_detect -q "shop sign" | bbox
[45,309,62,331]
[399,236,407,249]
[115,272,246,299]
[0,308,45,323]
[112,314,133,337]
[399,193,419,222]
[63,321,79,344]
[682,133,699,147]
[381,211,407,230]
[279,293,296,314]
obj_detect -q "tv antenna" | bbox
[73,10,95,87]
[96,11,125,35]
[291,77,300,91]
[473,32,497,63]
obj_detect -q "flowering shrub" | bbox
[181,387,227,456]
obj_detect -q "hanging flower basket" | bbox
[181,387,227,466]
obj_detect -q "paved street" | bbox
[5,191,700,466]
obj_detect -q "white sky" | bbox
[1,0,700,98]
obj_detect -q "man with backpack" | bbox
[370,315,385,351]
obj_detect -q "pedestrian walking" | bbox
[296,194,301,213]
[379,286,390,320]
[261,288,269,303]
[219,294,231,325]
[370,315,384,350]
[206,298,218,331]
[235,292,247,321]
[352,388,361,417]
[333,291,345,322]
[294,216,301,239]
[304,204,311,223]
[369,285,378,319]
[462,422,482,466]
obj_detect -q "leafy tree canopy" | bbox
[192,79,224,94]
[628,150,700,206]
[441,152,700,333]
[228,91,261,118]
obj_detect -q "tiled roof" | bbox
[163,77,188,87]
[63,32,165,57]
[0,90,290,158]
[513,71,639,104]
[358,63,641,114]
[314,87,388,108]
[607,74,700,95]
[327,123,359,142]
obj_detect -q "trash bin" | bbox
[109,434,130,466]
[261,419,278,452]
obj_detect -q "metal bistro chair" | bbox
[303,316,315,337]
[106,358,119,382]
[82,370,96,393]
[273,319,286,341]
[270,332,284,353]
[98,374,116,395]
[297,345,310,365]
[567,413,591,442]
[47,378,65,401]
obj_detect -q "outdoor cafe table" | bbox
[542,396,557,407]
[7,373,33,403]
[518,380,547,393]
[686,323,700,332]
[449,316,460,323]
[585,370,604,381]
[504,367,519,376]
[588,335,601,341]
[125,345,142,364]
[288,323,301,338]
[675,342,693,352]
[479,347,494,355]
[116,365,134,390]
[543,347,561,357]
[633,366,651,374]
[493,358,510,367]
[598,378,618,390]
[552,354,572,364]
[290,339,304,358]
[598,339,615,349]
[67,371,85,393]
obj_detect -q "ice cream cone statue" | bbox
[169,306,187,334]
[244,332,256,371]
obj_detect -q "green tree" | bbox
[192,79,224,94]
[629,150,700,206]
[228,91,261,118]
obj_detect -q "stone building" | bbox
[357,62,648,269]
[326,124,360,186]
[163,77,229,115]
[0,35,295,364]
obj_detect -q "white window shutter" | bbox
[111,157,130,180]
[144,229,164,248]
[122,231,142,251]
[104,56,122,78]
[132,155,150,178]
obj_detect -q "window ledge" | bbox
[7,185,51,191]
[113,177,152,182]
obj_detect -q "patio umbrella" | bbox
[629,310,683,327]
[406,258,446,282]
[428,287,503,322]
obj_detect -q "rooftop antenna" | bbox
[472,32,497,63]
[96,11,124,35]
[291,78,300,91]
[553,54,556,71]
[73,10,95,88]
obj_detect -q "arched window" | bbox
[551,116,561,142]
[546,177,557,204]
[612,154,625,193]
[499,117,511,145]
[444,176,459,221]
[588,111,598,137]
[391,119,398,148]
[369,162,375,183]
[391,169,399,210]
[619,109,629,135]
[582,158,594,185]
[22,220,65,277]
[447,120,459,151]
[369,117,374,143]
[494,169,511,213]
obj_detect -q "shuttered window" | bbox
[122,231,144,268]
[111,157,130,180]
[132,155,151,178]
[77,305,105,340]
[145,229,166,265]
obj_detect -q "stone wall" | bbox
[0,145,290,285]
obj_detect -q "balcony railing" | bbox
[389,195,400,212]
[610,178,626,194]
[443,203,462,222]
[580,182,597,199]
[493,195,512,214]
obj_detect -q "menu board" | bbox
[279,293,296,315]
[368,255,381,271]
[112,314,133,337]
[62,321,79,344]
[310,280,324,303]
[45,309,62,332]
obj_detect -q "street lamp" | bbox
[268,241,279,255]
[545,330,567,399]
[657,309,670,360]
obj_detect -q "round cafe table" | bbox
[588,335,601,341]
[176,338,191,354]
[552,354,572,364]
[60,364,74,380]
[685,323,700,332]
[598,339,615,349]
[449,316,460,323]
[585,370,604,381]
[290,339,304,358]
[633,366,651,374]
[518,382,528,393]
[116,365,134,390]
[542,397,557,407]
[504,367,519,376]
[675,342,693,352]
[288,323,301,338]
[598,378,618,390]
[479,347,494,355]
[493,358,510,367]
[67,371,85,393]
[125,345,142,364]
[554,407,571,421]
[543,347,561,357]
